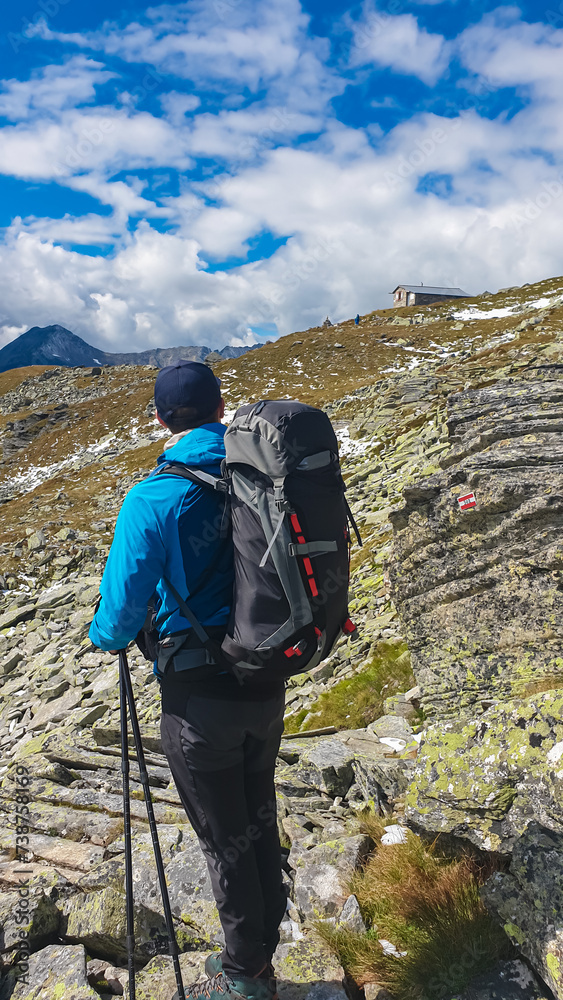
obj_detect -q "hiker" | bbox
[89,361,286,1000]
[354,314,360,326]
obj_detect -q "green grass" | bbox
[319,814,513,1000]
[284,639,415,733]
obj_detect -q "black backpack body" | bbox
[221,399,357,677]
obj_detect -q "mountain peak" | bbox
[0,325,258,374]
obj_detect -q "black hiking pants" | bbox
[160,675,287,978]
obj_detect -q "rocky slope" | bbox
[1,275,563,999]
[390,374,563,995]
[0,325,257,374]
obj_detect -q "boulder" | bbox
[273,934,347,1000]
[389,378,563,992]
[482,824,563,998]
[291,835,372,874]
[0,888,60,953]
[8,943,100,1000]
[333,729,414,809]
[132,951,208,1000]
[367,715,413,743]
[389,380,563,720]
[292,835,371,920]
[1,650,24,675]
[2,832,105,872]
[405,692,563,853]
[445,959,550,1000]
[337,894,365,933]
[292,740,355,799]
[130,825,223,945]
[293,863,344,920]
[61,885,178,964]
[28,688,84,731]
[27,531,47,553]
[164,850,223,944]
[87,956,127,994]
[352,755,413,810]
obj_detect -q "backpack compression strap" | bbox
[345,498,363,547]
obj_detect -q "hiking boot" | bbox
[204,953,223,978]
[204,955,275,982]
[172,972,278,1000]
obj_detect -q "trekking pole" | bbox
[119,652,136,1000]
[119,650,186,1000]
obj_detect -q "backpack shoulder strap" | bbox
[155,462,231,539]
[162,577,211,647]
[155,463,228,493]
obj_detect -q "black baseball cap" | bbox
[154,361,222,424]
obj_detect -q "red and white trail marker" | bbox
[457,492,476,511]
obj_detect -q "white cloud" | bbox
[350,6,450,86]
[1,2,563,358]
[3,101,563,356]
[10,212,124,247]
[0,108,194,182]
[159,92,201,124]
[0,56,114,121]
[458,8,563,101]
[40,0,343,112]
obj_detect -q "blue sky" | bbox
[0,0,561,352]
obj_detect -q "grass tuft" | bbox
[319,814,512,1000]
[284,640,415,733]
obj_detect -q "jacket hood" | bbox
[156,422,227,470]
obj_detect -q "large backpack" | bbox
[153,400,361,680]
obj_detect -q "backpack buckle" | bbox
[274,484,292,513]
[284,639,308,658]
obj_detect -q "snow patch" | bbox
[336,425,372,459]
[453,293,554,322]
[1,421,167,498]
[453,306,516,321]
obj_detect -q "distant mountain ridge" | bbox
[0,325,259,374]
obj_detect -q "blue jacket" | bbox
[89,423,233,652]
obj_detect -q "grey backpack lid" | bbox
[224,399,339,479]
